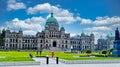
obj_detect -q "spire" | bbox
[6,27,10,32]
[51,12,53,17]
[19,27,22,33]
[81,31,85,35]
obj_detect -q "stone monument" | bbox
[112,27,120,57]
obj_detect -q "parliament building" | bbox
[2,13,95,51]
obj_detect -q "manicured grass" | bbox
[0,51,35,62]
[37,52,120,60]
[0,51,120,62]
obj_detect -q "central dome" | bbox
[46,13,58,23]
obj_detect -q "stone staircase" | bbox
[50,47,64,51]
[42,47,65,51]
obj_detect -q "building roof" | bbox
[46,13,58,23]
[99,35,104,40]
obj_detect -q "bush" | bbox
[101,50,107,55]
[110,48,114,53]
[86,49,92,54]
[101,50,108,57]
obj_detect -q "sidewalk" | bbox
[32,57,64,65]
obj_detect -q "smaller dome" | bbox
[90,32,94,36]
[41,29,45,32]
[99,35,104,40]
[45,24,49,27]
[46,13,58,23]
[19,28,22,33]
[61,25,65,30]
[81,31,85,36]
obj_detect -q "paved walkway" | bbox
[7,63,120,67]
[2,57,120,67]
[32,57,64,65]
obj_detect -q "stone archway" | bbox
[53,41,57,47]
[46,44,48,49]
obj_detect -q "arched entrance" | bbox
[53,41,57,47]
[46,44,48,49]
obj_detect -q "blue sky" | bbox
[0,0,120,43]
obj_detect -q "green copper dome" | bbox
[46,13,58,23]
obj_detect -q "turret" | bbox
[45,12,59,31]
[6,27,10,33]
[60,25,65,31]
[19,28,23,33]
[81,31,85,36]
[90,32,94,37]
[115,27,119,40]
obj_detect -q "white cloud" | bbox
[85,26,111,32]
[70,33,78,37]
[80,18,92,25]
[94,16,120,26]
[7,0,26,11]
[5,16,45,35]
[92,32,107,44]
[56,17,76,24]
[23,30,36,35]
[27,3,51,14]
[82,16,120,44]
[27,3,78,24]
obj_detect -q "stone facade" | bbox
[97,35,114,51]
[3,13,95,51]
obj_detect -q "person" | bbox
[52,52,54,58]
[29,53,33,58]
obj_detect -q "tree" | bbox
[0,34,4,47]
[110,48,114,53]
[109,48,114,55]
[86,49,92,56]
[101,50,107,57]
[86,49,92,54]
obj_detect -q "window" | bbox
[66,41,67,44]
[40,40,42,43]
[46,40,48,43]
[65,45,67,48]
[10,39,12,42]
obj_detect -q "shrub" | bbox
[110,48,114,53]
[101,50,108,57]
[86,49,92,54]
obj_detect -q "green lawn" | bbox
[0,51,35,62]
[0,51,120,62]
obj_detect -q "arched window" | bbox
[40,40,42,43]
[65,45,67,48]
[66,41,67,44]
